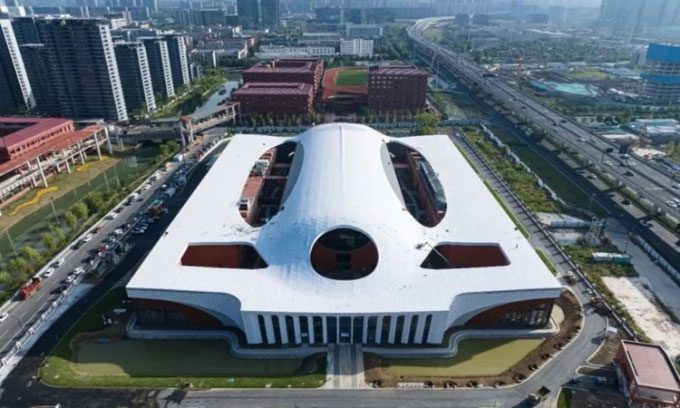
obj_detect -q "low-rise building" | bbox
[232,82,314,116]
[243,58,324,92]
[345,23,383,38]
[614,340,680,408]
[367,65,428,112]
[340,39,373,57]
[255,45,335,59]
[627,119,680,143]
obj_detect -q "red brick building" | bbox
[367,65,428,112]
[614,340,680,408]
[232,83,314,116]
[242,58,324,92]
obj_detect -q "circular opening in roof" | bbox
[310,228,378,280]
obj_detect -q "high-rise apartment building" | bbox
[260,0,280,29]
[0,19,34,112]
[114,42,156,113]
[19,43,57,114]
[10,16,39,45]
[162,33,190,89]
[140,37,175,99]
[641,43,680,105]
[33,18,128,121]
[237,0,259,29]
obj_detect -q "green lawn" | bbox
[40,288,326,388]
[336,70,368,87]
[488,125,606,216]
[557,388,573,408]
[387,338,543,377]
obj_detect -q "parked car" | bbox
[82,233,93,242]
[0,312,9,323]
[72,266,85,275]
[54,258,65,267]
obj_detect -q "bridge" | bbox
[120,102,240,145]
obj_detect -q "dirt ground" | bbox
[569,388,627,408]
[364,289,582,388]
[588,331,625,366]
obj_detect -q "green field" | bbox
[336,70,368,87]
[40,288,326,388]
[386,338,543,377]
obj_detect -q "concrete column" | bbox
[93,132,102,160]
[64,156,71,174]
[362,316,369,344]
[414,314,426,344]
[306,316,314,344]
[77,141,86,164]
[427,314,446,344]
[104,127,113,154]
[322,316,328,344]
[244,314,262,344]
[401,315,412,344]
[264,314,275,345]
[375,316,383,344]
[35,157,48,188]
[388,315,397,344]
[279,315,289,345]
[293,315,302,344]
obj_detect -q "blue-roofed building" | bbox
[641,43,680,104]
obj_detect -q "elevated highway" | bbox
[408,18,680,223]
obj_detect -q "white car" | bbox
[106,212,118,220]
[73,266,85,275]
[42,267,55,278]
[672,183,680,189]
[82,233,93,242]
[54,257,65,267]
[0,312,8,323]
[603,160,612,166]
[113,228,124,236]
[64,275,75,284]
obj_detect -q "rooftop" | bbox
[0,117,72,149]
[233,82,313,96]
[369,65,428,77]
[243,58,322,74]
[127,123,560,314]
[620,340,680,391]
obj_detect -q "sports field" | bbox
[386,338,543,377]
[335,70,368,87]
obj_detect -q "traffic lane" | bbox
[0,162,186,356]
[0,154,215,408]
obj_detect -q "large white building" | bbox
[126,124,561,346]
[340,39,374,57]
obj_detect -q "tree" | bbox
[72,202,89,220]
[0,271,13,286]
[6,258,28,279]
[19,245,42,266]
[64,211,78,232]
[84,192,105,214]
[41,233,58,253]
[49,224,67,243]
[415,112,439,135]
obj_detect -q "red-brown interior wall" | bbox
[181,244,243,267]
[437,245,509,268]
[464,298,554,327]
[132,298,223,327]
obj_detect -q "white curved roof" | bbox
[127,123,560,315]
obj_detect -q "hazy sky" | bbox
[517,0,601,6]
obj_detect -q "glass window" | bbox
[300,316,309,342]
[271,315,282,344]
[395,315,405,343]
[380,316,391,344]
[367,316,378,344]
[353,316,364,344]
[327,316,337,343]
[313,316,323,344]
[408,315,419,344]
[422,314,433,343]
[285,315,295,344]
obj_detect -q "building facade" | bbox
[242,58,323,91]
[237,0,259,29]
[255,45,335,59]
[367,65,428,112]
[140,37,175,99]
[260,0,280,29]
[340,38,373,57]
[114,42,156,113]
[232,82,313,116]
[33,18,128,121]
[10,16,39,45]
[641,43,680,105]
[614,341,680,408]
[126,124,561,347]
[162,34,191,89]
[19,44,57,115]
[0,19,34,113]
[345,23,383,38]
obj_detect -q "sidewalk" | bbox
[606,217,680,317]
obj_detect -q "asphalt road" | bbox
[0,140,219,408]
[408,17,680,219]
[0,155,184,358]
